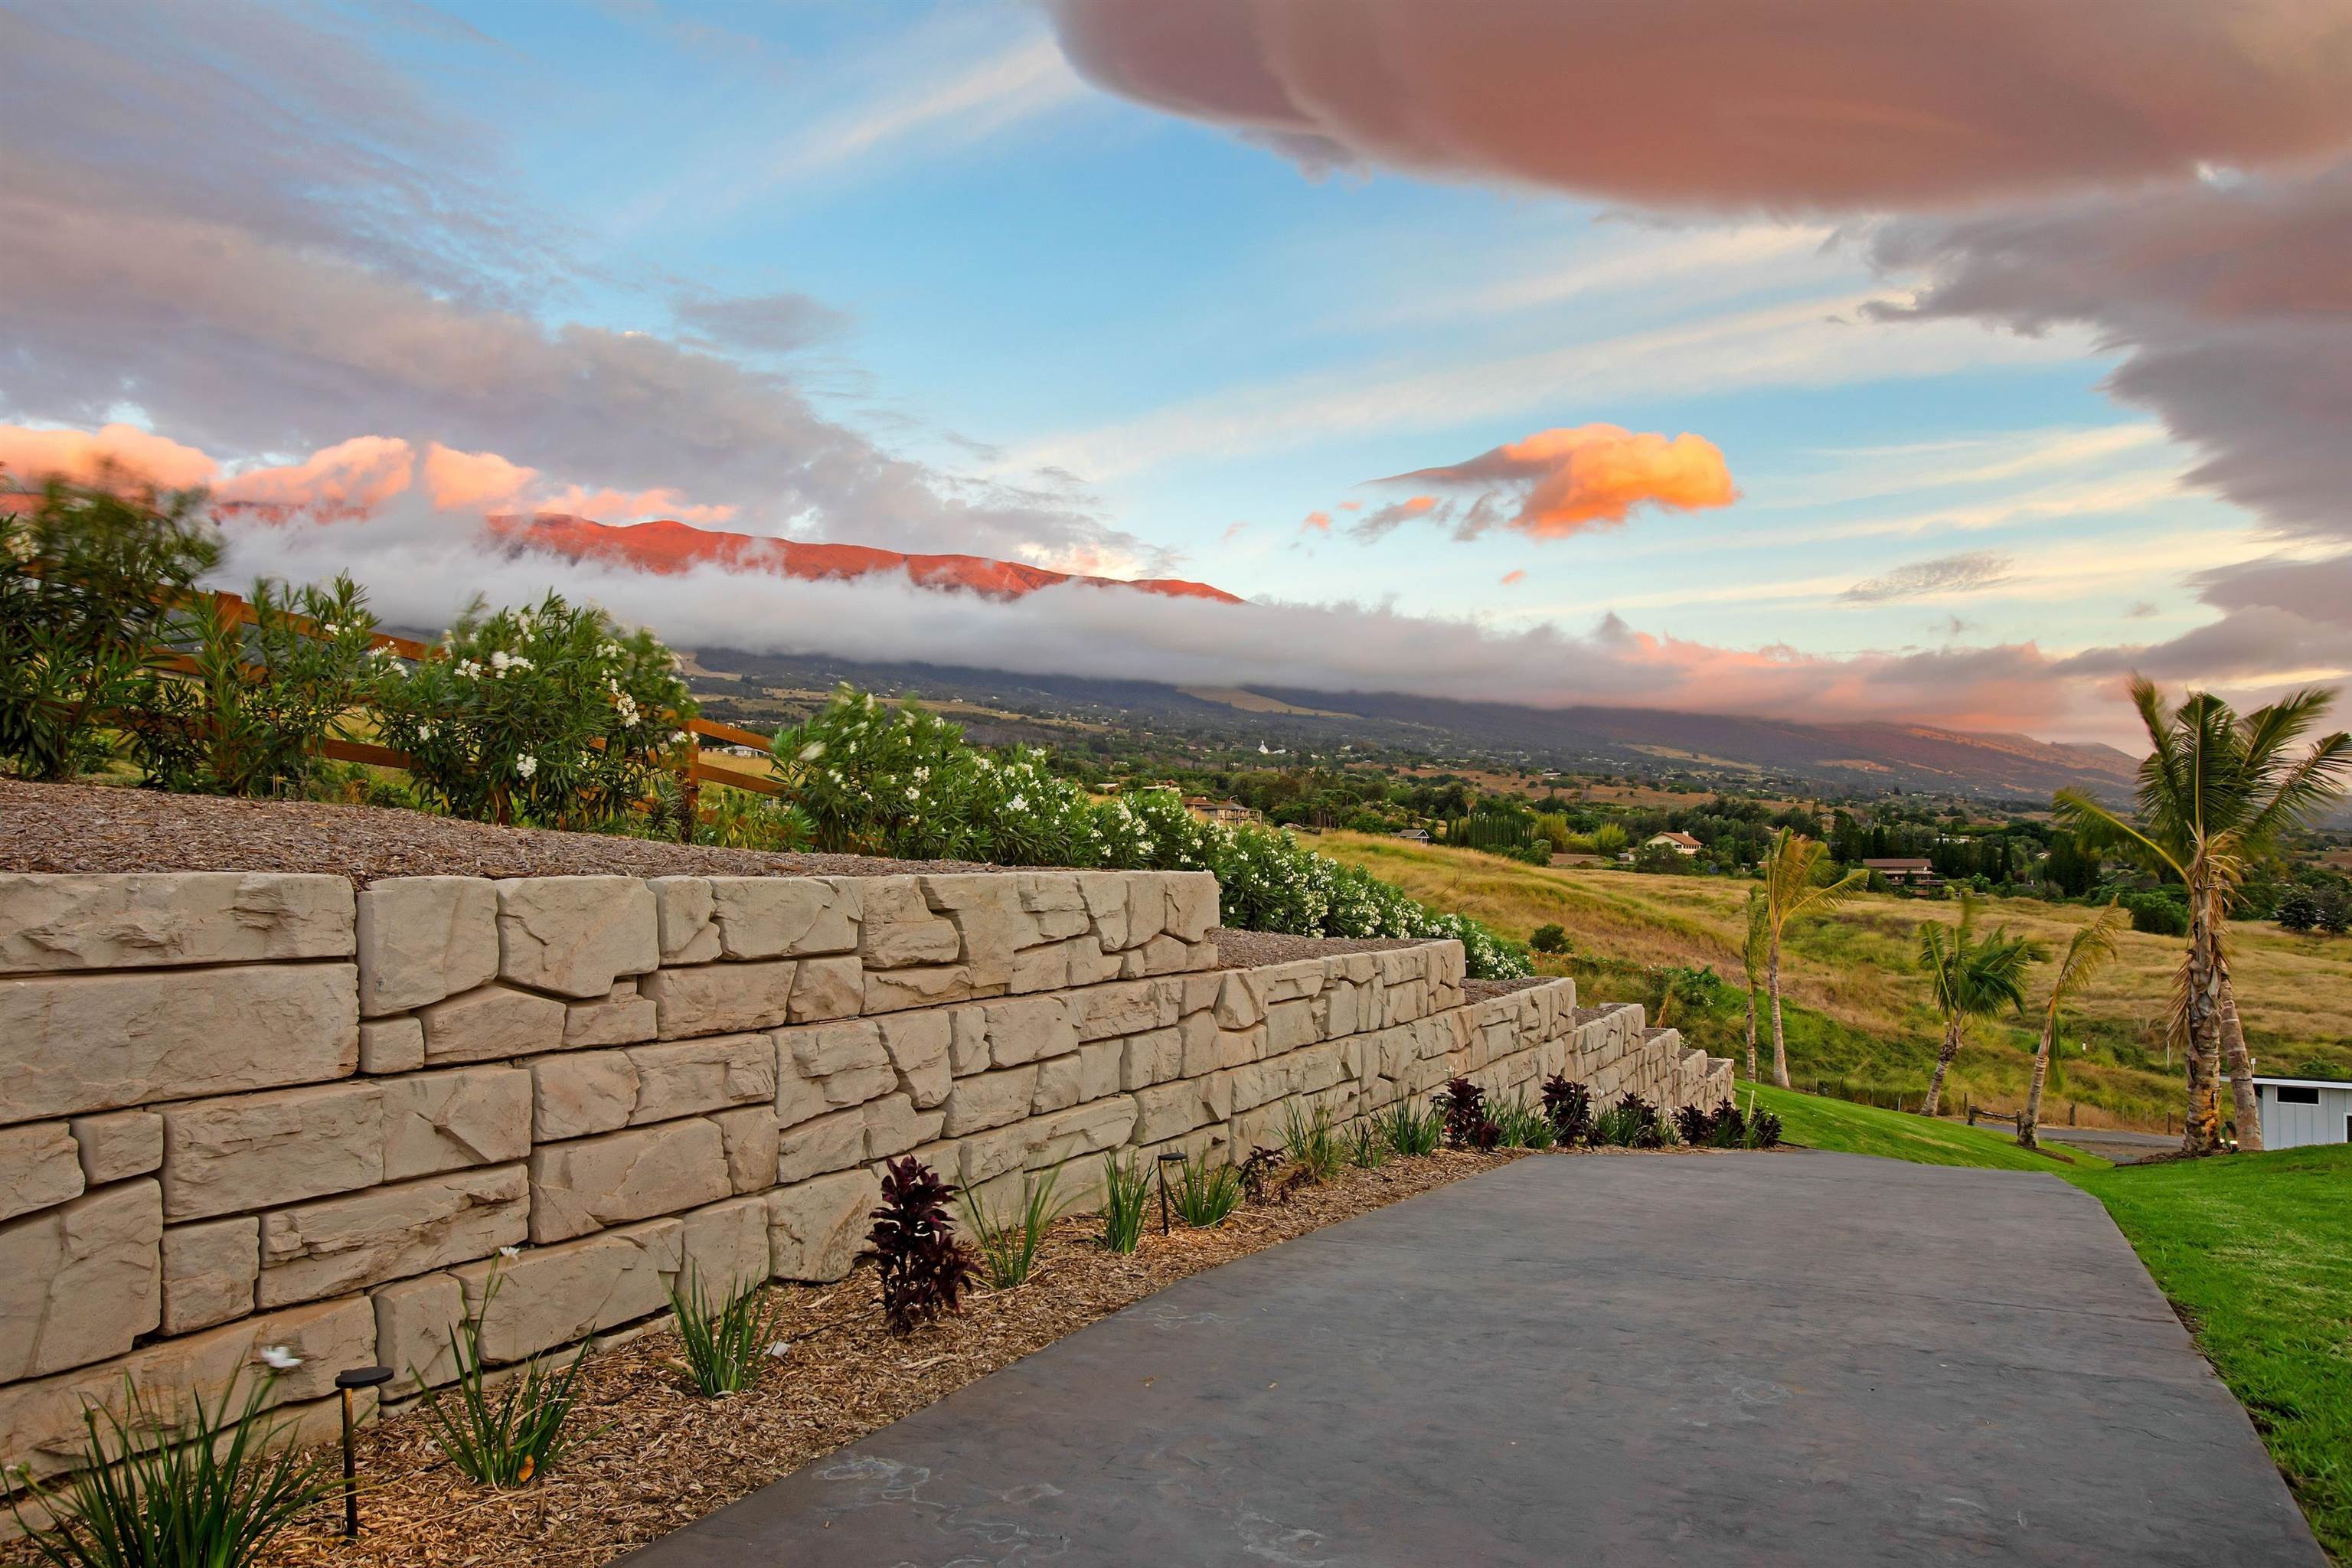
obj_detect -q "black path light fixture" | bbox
[335,1364,396,1537]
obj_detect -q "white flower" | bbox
[499,1245,521,1258]
[490,649,511,671]
[671,730,690,746]
[1007,794,1028,813]
[516,754,538,779]
[322,622,341,635]
[258,1345,302,1371]
[906,788,920,802]
[796,741,825,762]
[413,723,436,742]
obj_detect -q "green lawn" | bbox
[1753,1083,2351,1562]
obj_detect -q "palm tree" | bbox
[2019,900,2128,1148]
[1759,831,1867,1088]
[1916,893,2046,1119]
[2055,679,2351,1153]
[1739,886,1767,1082]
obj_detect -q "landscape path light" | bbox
[335,1365,395,1537]
[1156,1150,1188,1235]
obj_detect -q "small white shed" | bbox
[2252,1076,2352,1150]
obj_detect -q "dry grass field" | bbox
[1319,832,2352,1129]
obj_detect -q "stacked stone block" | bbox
[0,864,1726,1494]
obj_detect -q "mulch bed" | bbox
[138,1145,1739,1568]
[0,779,1019,884]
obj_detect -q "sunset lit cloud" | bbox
[1364,426,1736,541]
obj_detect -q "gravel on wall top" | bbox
[1463,976,1549,1001]
[0,779,1025,884]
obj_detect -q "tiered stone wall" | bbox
[0,868,1730,1485]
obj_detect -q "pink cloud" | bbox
[0,423,217,490]
[1049,1,2352,210]
[423,443,537,511]
[215,436,415,522]
[1500,569,1526,586]
[1363,426,1735,541]
[1300,509,1331,533]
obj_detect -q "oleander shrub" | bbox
[122,573,381,799]
[1542,1075,1592,1145]
[865,1156,978,1334]
[771,684,1532,978]
[666,1266,786,1396]
[372,592,694,831]
[2,475,221,782]
[5,1371,334,1568]
[415,1266,592,1488]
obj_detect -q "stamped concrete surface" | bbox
[626,1151,2322,1567]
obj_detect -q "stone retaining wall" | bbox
[0,869,1730,1485]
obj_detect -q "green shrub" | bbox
[413,1266,593,1487]
[1344,1116,1389,1169]
[666,1266,786,1396]
[1281,1102,1343,1183]
[773,685,1533,978]
[123,574,379,798]
[1491,1093,1556,1150]
[2120,891,2190,937]
[1529,923,1569,955]
[1590,1091,1667,1148]
[963,1165,1069,1289]
[5,1371,333,1568]
[373,592,694,831]
[1099,1154,1152,1253]
[1166,1153,1246,1227]
[2,477,221,781]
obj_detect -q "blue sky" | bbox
[4,0,2346,743]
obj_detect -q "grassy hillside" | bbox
[1743,1085,2350,1561]
[1318,833,2352,1127]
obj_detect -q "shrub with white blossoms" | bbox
[774,684,1531,979]
[373,592,693,831]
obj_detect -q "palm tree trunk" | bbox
[2181,876,2226,1154]
[1920,1014,1962,1117]
[1768,939,1791,1088]
[2020,1011,2054,1149]
[1743,986,1759,1082]
[2218,965,2262,1152]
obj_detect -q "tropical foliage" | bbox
[2055,678,2352,1151]
[2020,900,2128,1148]
[1913,893,2046,1118]
[1759,830,1867,1088]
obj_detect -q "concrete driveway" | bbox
[626,1151,2321,1567]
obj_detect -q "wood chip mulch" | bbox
[197,1145,1720,1568]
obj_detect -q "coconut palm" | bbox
[1916,893,2046,1119]
[2054,679,2350,1153]
[1739,886,1767,1081]
[2019,900,2128,1148]
[1759,831,1867,1088]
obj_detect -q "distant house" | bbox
[1183,795,1255,827]
[2252,1076,2351,1149]
[1645,831,1702,857]
[1864,858,1943,888]
[1395,827,1431,843]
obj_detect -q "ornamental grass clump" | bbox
[1281,1101,1344,1183]
[1167,1152,1246,1228]
[1542,1074,1593,1145]
[1379,1098,1444,1157]
[1590,1090,1668,1149]
[963,1165,1070,1289]
[866,1156,977,1334]
[5,1371,333,1568]
[666,1266,786,1396]
[415,1268,592,1488]
[1491,1093,1556,1150]
[1344,1116,1389,1169]
[1099,1154,1152,1253]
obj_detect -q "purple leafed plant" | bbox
[865,1156,977,1334]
